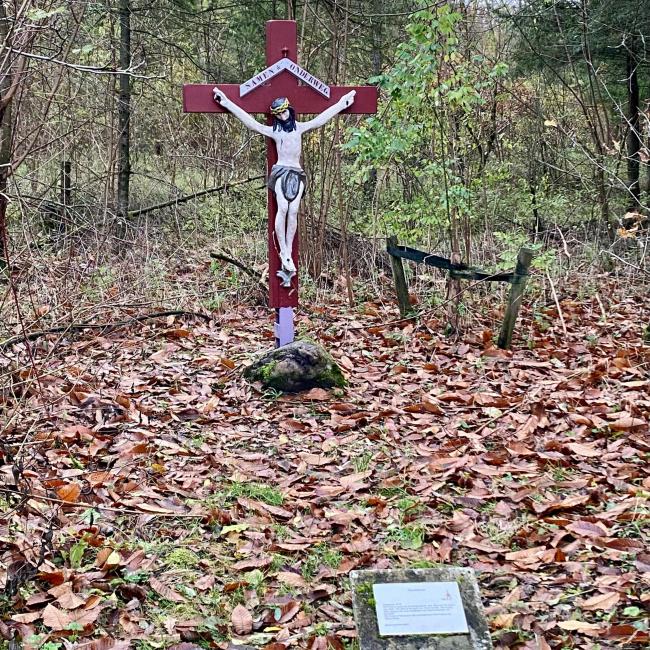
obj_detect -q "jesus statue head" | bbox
[270,97,296,133]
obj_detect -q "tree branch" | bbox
[210,251,266,289]
[0,310,211,350]
[128,175,264,217]
[8,48,163,78]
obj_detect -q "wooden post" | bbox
[387,236,412,318]
[60,160,71,222]
[498,247,534,349]
[446,251,462,334]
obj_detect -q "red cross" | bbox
[183,20,378,323]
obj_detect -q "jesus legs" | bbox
[274,179,304,278]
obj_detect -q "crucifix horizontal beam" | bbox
[183,84,377,115]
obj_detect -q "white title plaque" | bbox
[240,58,331,98]
[373,582,469,636]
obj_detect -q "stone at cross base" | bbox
[244,340,346,393]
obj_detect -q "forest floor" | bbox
[1,272,649,650]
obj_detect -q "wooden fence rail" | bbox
[387,237,534,349]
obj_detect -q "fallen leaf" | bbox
[609,416,646,431]
[96,547,121,570]
[42,603,72,631]
[57,482,82,503]
[48,583,85,609]
[581,592,620,611]
[132,503,178,514]
[150,576,185,603]
[232,557,272,571]
[557,620,601,632]
[604,538,644,551]
[195,574,215,591]
[300,453,332,466]
[277,571,307,588]
[566,442,601,458]
[40,601,101,631]
[492,613,518,628]
[565,520,609,538]
[231,604,253,635]
[505,546,546,562]
[274,600,301,624]
[73,638,130,650]
[532,494,591,514]
[11,611,41,623]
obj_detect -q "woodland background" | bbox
[0,2,649,650]
[0,0,648,322]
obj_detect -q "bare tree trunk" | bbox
[0,101,11,270]
[626,45,641,209]
[0,0,12,269]
[575,1,612,233]
[365,0,382,199]
[116,0,131,227]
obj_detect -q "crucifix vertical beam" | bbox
[266,21,299,316]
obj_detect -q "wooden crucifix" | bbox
[183,20,377,346]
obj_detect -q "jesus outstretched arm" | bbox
[299,90,356,133]
[213,86,273,137]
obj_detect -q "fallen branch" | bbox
[129,175,264,217]
[602,251,650,276]
[546,270,568,337]
[0,310,210,349]
[210,251,266,289]
[0,487,204,518]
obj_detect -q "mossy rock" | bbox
[244,340,346,393]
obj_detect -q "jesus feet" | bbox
[279,253,296,274]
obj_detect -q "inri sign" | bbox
[240,58,331,99]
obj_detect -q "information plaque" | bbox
[350,568,493,650]
[373,582,470,636]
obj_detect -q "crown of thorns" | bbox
[270,97,290,115]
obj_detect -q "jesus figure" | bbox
[213,87,356,286]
